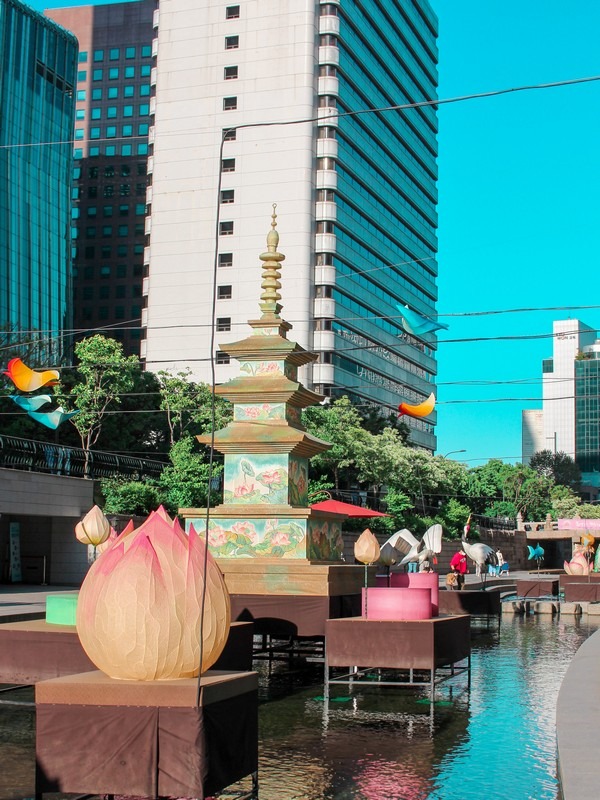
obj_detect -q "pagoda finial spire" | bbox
[259,204,285,319]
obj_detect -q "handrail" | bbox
[0,434,166,480]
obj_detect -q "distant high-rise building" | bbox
[46,0,154,357]
[0,0,77,363]
[523,318,600,491]
[143,0,440,451]
[521,409,544,466]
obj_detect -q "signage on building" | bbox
[558,519,600,531]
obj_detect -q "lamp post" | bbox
[443,449,466,459]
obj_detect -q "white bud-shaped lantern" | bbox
[354,528,380,565]
[76,510,231,680]
[75,505,111,547]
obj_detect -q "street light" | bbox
[442,449,466,458]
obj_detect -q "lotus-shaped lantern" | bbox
[354,528,380,565]
[76,510,231,680]
[564,551,592,576]
[75,505,111,547]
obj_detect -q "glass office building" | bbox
[0,0,77,363]
[46,0,154,357]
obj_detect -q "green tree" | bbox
[158,436,222,513]
[63,336,138,452]
[101,478,162,516]
[303,396,370,489]
[157,369,233,445]
[530,449,581,490]
[550,484,582,519]
[355,427,406,506]
[465,459,515,514]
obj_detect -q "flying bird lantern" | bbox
[395,304,448,336]
[4,358,59,391]
[398,392,435,420]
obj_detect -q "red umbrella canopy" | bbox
[310,499,389,517]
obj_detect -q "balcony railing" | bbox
[0,435,166,481]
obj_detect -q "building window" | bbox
[220,189,235,204]
[92,88,102,100]
[223,96,237,110]
[74,129,84,140]
[109,67,119,80]
[224,66,238,80]
[316,221,334,234]
[78,52,88,63]
[222,158,235,173]
[315,319,333,331]
[141,45,152,57]
[90,146,101,157]
[223,127,237,141]
[125,66,135,78]
[123,125,133,137]
[120,184,131,196]
[317,189,335,202]
[225,35,239,50]
[319,64,337,77]
[87,206,97,217]
[317,157,336,170]
[103,206,113,217]
[125,47,136,59]
[225,5,240,19]
[320,34,338,46]
[122,144,132,155]
[137,143,148,155]
[140,65,151,77]
[93,69,103,81]
[93,50,104,62]
[139,103,149,115]
[91,108,101,119]
[220,221,234,236]
[318,95,337,108]
[77,70,87,81]
[77,89,86,101]
[109,48,120,60]
[103,185,114,197]
[316,285,332,298]
[100,265,111,276]
[119,204,129,216]
[107,126,117,138]
[216,351,231,364]
[124,85,134,97]
[123,105,134,117]
[216,317,231,332]
[139,84,150,96]
[316,252,333,266]
[107,106,117,118]
[108,87,119,99]
[102,227,112,237]
[318,126,336,139]
[217,285,232,299]
[320,4,338,15]
[219,253,233,268]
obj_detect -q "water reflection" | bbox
[0,616,597,800]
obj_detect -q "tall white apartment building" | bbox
[143,0,440,450]
[523,318,600,491]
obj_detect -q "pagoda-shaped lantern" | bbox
[182,208,345,562]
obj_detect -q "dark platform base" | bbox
[324,615,471,700]
[230,592,362,637]
[35,670,258,800]
[516,579,559,598]
[438,588,502,617]
[0,620,254,685]
[563,583,600,602]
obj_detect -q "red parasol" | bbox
[310,499,390,517]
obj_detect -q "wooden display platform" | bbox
[217,559,375,596]
[35,669,258,799]
[0,619,253,685]
[563,583,600,602]
[324,615,470,701]
[230,592,361,637]
[438,588,502,617]
[515,578,559,598]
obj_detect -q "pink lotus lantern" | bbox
[76,510,231,681]
[564,551,592,576]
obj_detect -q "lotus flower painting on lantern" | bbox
[76,509,231,680]
[224,454,289,505]
[204,517,307,558]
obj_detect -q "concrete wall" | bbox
[0,469,96,586]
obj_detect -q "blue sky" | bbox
[432,0,600,465]
[30,0,600,466]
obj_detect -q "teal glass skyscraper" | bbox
[0,0,77,363]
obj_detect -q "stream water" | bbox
[0,614,596,800]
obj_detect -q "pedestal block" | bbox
[362,587,432,620]
[35,670,258,799]
[516,579,559,598]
